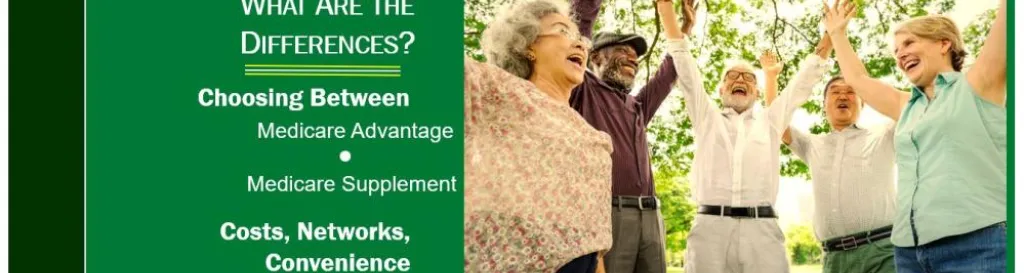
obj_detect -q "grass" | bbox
[792,264,823,273]
[667,264,821,273]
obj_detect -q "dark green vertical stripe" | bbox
[10,1,85,272]
[1006,0,1015,271]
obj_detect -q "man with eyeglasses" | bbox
[666,21,834,272]
[567,0,684,272]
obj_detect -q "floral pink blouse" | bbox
[463,58,614,273]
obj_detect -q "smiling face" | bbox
[719,64,759,113]
[592,44,639,90]
[529,13,589,85]
[892,16,965,88]
[823,79,862,128]
[894,32,952,88]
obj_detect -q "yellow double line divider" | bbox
[245,64,401,69]
[243,64,402,77]
[244,73,402,77]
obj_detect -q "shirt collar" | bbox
[831,123,861,134]
[910,71,962,101]
[722,103,763,119]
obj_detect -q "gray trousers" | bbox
[604,207,667,273]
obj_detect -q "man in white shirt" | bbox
[661,9,833,271]
[770,76,897,273]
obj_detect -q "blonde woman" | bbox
[463,0,613,272]
[822,0,1006,271]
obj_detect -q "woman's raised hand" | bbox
[822,0,856,36]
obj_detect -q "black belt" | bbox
[697,205,776,218]
[822,225,893,252]
[611,196,659,210]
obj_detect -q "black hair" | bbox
[822,76,846,102]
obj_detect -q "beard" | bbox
[722,92,756,113]
[596,58,636,90]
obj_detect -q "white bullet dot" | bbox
[339,150,352,162]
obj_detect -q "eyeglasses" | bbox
[826,88,855,98]
[538,25,593,50]
[726,70,757,82]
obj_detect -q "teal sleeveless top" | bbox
[891,72,1006,247]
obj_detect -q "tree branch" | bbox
[781,19,815,45]
[891,0,908,15]
[768,0,815,55]
[697,0,710,55]
[631,0,639,34]
[641,1,664,83]
[874,0,888,33]
[771,0,781,56]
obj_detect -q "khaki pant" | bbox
[604,207,666,273]
[684,214,789,273]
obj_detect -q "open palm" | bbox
[822,0,857,35]
[759,50,784,75]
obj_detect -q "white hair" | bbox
[481,0,570,79]
[716,60,761,92]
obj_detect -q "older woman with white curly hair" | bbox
[463,0,613,272]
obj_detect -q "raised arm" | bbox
[966,0,1006,105]
[464,58,495,131]
[661,0,717,133]
[759,50,788,142]
[634,0,685,124]
[784,126,812,159]
[765,35,832,135]
[658,0,686,40]
[824,0,909,120]
[760,50,783,105]
[571,0,602,39]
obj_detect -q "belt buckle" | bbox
[840,236,858,250]
[733,207,751,218]
[637,196,645,210]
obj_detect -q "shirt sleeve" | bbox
[880,121,898,156]
[571,0,601,39]
[664,37,717,135]
[636,55,679,125]
[464,58,487,130]
[464,57,518,129]
[786,126,812,162]
[765,54,829,134]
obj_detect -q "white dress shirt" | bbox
[789,124,897,240]
[666,37,829,207]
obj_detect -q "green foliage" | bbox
[654,165,697,254]
[785,224,822,265]
[962,8,997,69]
[463,0,515,61]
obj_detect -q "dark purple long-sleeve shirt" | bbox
[569,0,678,196]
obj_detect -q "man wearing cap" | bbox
[766,76,897,273]
[664,5,834,270]
[569,0,680,272]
